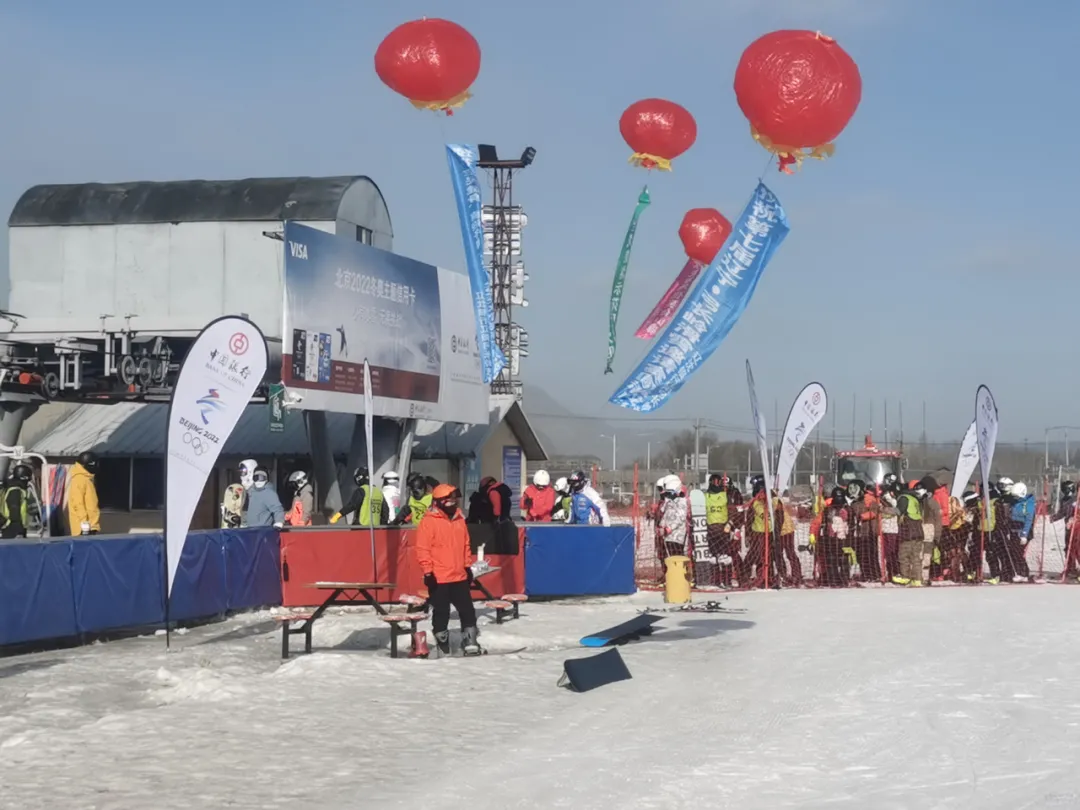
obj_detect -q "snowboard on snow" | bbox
[641,601,748,615]
[436,646,528,658]
[579,614,663,647]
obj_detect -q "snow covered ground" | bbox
[3,587,1080,809]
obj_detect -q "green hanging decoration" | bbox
[605,186,651,374]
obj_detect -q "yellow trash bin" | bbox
[664,555,691,604]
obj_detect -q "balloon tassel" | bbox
[605,187,652,374]
[628,153,673,171]
[410,89,473,113]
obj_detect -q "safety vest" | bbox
[408,494,432,524]
[705,491,728,525]
[980,498,997,531]
[1,486,27,527]
[899,493,922,522]
[357,485,384,527]
[751,499,766,533]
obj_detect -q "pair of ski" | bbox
[642,601,748,615]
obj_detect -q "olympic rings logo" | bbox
[183,431,206,456]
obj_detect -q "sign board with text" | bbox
[281,222,487,424]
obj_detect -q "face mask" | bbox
[254,477,268,490]
[436,500,456,516]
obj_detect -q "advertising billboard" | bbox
[282,222,488,424]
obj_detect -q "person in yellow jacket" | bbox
[68,451,101,535]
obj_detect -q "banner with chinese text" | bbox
[775,382,828,494]
[609,183,789,412]
[446,144,506,384]
[166,317,267,596]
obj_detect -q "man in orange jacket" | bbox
[416,484,480,655]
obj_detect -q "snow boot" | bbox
[410,631,429,659]
[434,630,451,655]
[461,626,482,656]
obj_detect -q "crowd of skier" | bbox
[649,471,1077,589]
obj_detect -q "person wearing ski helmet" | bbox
[381,471,402,515]
[521,469,556,522]
[566,470,610,527]
[551,477,572,522]
[331,467,388,526]
[984,480,1025,583]
[415,484,480,656]
[657,474,689,562]
[744,475,775,587]
[569,478,602,525]
[876,476,903,581]
[392,473,433,526]
[1,463,33,538]
[284,470,314,526]
[845,479,881,583]
[238,459,258,490]
[243,467,285,528]
[892,478,928,586]
[68,450,101,536]
[704,473,744,586]
[1003,480,1033,581]
[813,485,850,587]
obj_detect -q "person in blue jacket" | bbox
[1009,481,1037,546]
[568,478,602,525]
[243,467,285,528]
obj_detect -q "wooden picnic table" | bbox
[304,581,397,619]
[470,565,501,601]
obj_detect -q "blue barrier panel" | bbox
[0,540,78,646]
[71,535,164,633]
[524,525,636,596]
[224,527,282,611]
[170,531,228,621]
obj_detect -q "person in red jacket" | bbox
[520,469,556,522]
[416,484,480,655]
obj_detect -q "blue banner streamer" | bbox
[446,144,506,384]
[609,182,789,412]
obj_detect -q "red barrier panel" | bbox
[279,527,525,607]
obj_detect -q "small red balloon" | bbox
[619,99,697,171]
[734,30,861,170]
[679,209,732,265]
[375,18,481,113]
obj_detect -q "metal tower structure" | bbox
[477,144,535,400]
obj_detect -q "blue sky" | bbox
[1,0,1078,444]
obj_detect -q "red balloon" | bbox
[734,30,861,171]
[679,209,733,265]
[375,19,481,113]
[619,99,697,171]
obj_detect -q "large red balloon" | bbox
[375,19,481,113]
[619,99,697,171]
[679,209,733,265]
[734,30,861,171]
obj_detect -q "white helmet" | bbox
[998,477,1015,496]
[656,477,667,490]
[533,470,550,487]
[239,459,258,489]
[1012,481,1028,498]
[382,471,400,484]
[663,474,682,494]
[287,470,308,489]
[554,477,569,494]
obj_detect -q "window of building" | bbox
[96,457,131,511]
[356,225,373,245]
[132,458,165,510]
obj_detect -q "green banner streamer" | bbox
[605,186,651,374]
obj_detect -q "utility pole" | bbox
[851,393,857,449]
[884,400,889,450]
[693,418,702,483]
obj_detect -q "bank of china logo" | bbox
[197,389,226,425]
